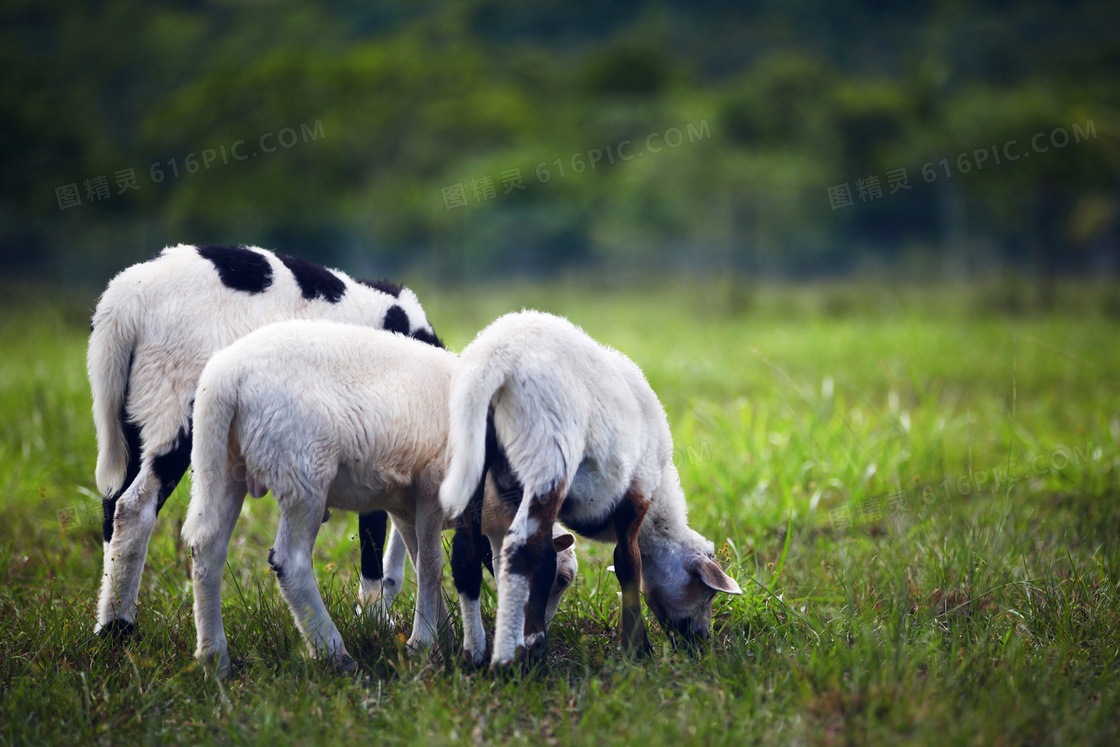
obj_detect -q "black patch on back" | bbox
[382,305,411,335]
[197,245,273,294]
[410,328,444,349]
[152,422,193,512]
[277,254,347,303]
[357,278,402,298]
[103,351,142,544]
[358,510,389,581]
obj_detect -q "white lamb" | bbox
[181,320,577,676]
[440,310,742,669]
[88,243,439,637]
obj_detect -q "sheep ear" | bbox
[688,554,742,595]
[553,533,575,553]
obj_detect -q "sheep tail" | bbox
[88,287,140,499]
[180,364,240,549]
[438,350,515,520]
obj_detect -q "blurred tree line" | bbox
[1,0,1118,284]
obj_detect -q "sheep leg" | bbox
[392,513,448,651]
[271,495,354,673]
[189,476,247,678]
[357,511,407,618]
[484,523,555,654]
[612,487,651,655]
[522,536,558,660]
[405,496,447,653]
[382,521,409,601]
[451,478,488,666]
[491,483,565,669]
[95,435,189,637]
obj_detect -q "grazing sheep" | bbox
[88,244,440,637]
[181,321,577,676]
[439,310,742,669]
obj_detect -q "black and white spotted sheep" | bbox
[88,243,440,637]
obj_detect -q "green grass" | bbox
[2,280,1119,745]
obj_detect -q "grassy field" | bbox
[1,280,1119,745]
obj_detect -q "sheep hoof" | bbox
[95,618,137,641]
[330,653,360,676]
[623,636,653,658]
[524,633,548,665]
[489,646,535,677]
[405,635,434,656]
[355,599,394,623]
[196,647,232,680]
[356,579,401,621]
[488,657,519,677]
[462,647,488,670]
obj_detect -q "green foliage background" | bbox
[2,0,1118,283]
